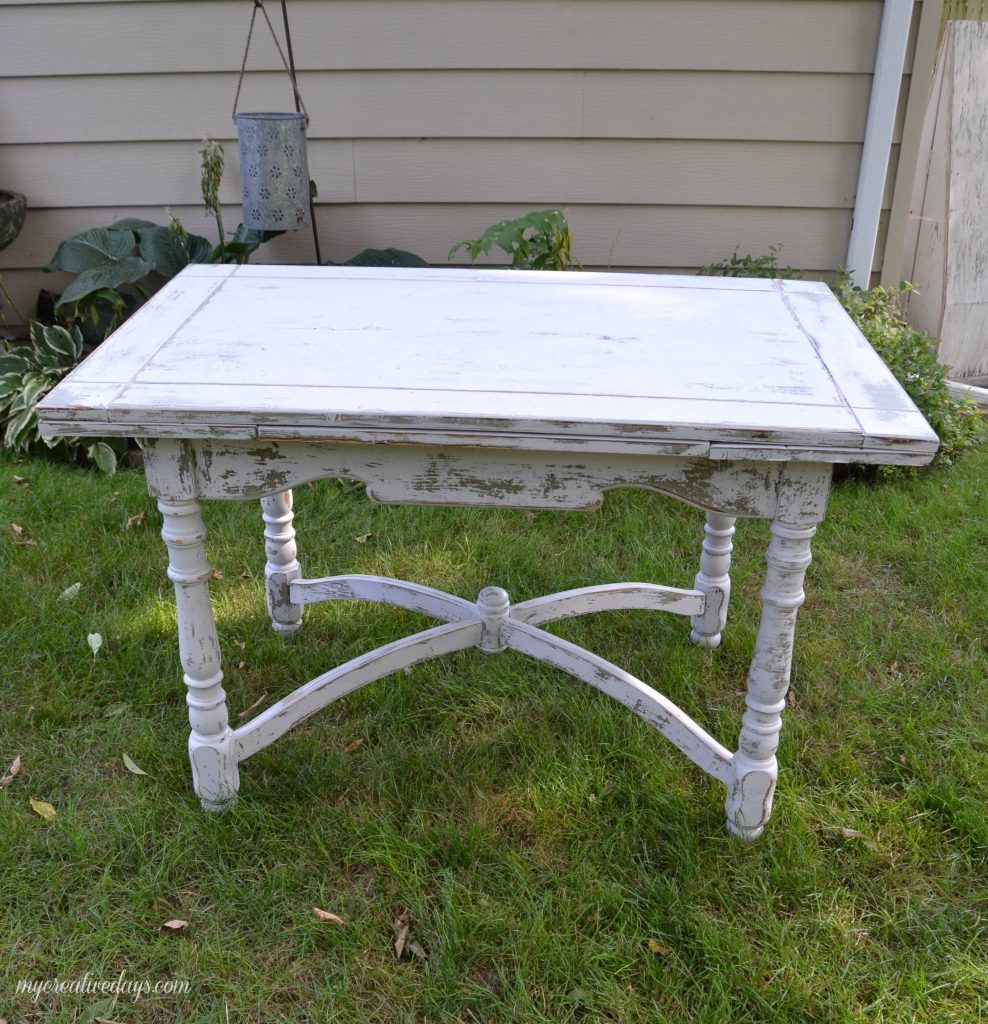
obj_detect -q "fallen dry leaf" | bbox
[353,532,373,544]
[10,522,23,536]
[233,639,246,650]
[211,569,224,580]
[786,690,797,710]
[237,693,268,720]
[122,753,148,776]
[237,660,247,670]
[343,738,364,753]
[392,910,426,960]
[313,908,345,925]
[30,798,56,822]
[841,827,882,852]
[647,939,671,956]
[159,919,189,932]
[1,755,23,788]
[12,474,29,486]
[59,582,82,602]
[125,511,146,529]
[394,913,411,959]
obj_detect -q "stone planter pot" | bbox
[0,190,27,251]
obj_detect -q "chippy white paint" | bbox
[36,266,939,837]
[689,512,735,650]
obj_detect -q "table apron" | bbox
[143,438,832,524]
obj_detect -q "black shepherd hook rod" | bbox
[279,0,323,264]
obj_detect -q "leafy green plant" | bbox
[698,251,984,471]
[449,209,577,271]
[197,139,285,265]
[698,244,801,279]
[46,140,282,336]
[46,219,210,333]
[340,247,428,268]
[0,322,123,471]
[832,276,984,467]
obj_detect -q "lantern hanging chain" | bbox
[232,0,308,121]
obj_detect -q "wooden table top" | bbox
[37,265,938,463]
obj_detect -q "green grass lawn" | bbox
[1,447,985,1024]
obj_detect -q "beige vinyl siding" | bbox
[0,0,937,324]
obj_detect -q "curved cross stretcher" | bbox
[231,574,734,786]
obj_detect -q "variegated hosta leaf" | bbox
[4,406,36,451]
[86,441,118,475]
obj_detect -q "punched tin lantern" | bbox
[235,111,311,230]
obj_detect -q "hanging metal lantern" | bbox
[235,111,311,230]
[231,0,320,253]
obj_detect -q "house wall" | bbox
[1,0,941,325]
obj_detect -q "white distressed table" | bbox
[37,265,938,839]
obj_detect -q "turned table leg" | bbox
[159,499,239,810]
[690,511,736,649]
[725,519,815,840]
[261,490,303,635]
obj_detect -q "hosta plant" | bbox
[0,322,123,472]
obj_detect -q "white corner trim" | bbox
[847,0,913,288]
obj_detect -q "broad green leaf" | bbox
[55,257,151,309]
[184,233,215,264]
[212,241,254,265]
[86,441,117,475]
[344,248,428,268]
[30,798,56,822]
[232,224,285,246]
[122,753,148,776]
[137,226,190,278]
[47,227,135,273]
[107,217,157,232]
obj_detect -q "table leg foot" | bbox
[261,491,302,635]
[190,730,239,811]
[725,752,776,840]
[725,518,815,839]
[159,498,240,811]
[690,512,735,649]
